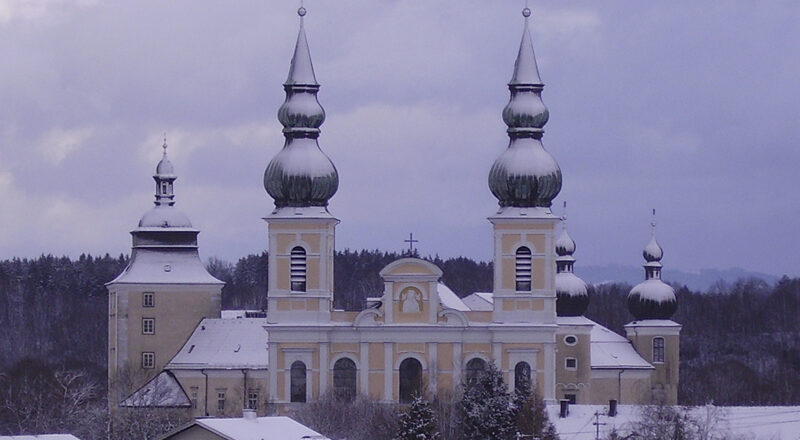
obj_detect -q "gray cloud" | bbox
[0,1,798,277]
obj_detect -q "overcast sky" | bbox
[1,1,798,277]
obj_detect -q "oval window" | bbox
[564,335,578,346]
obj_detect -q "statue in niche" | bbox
[401,289,421,313]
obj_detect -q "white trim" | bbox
[508,349,539,392]
[283,348,313,403]
[565,357,578,371]
[395,353,428,371]
[383,342,393,401]
[359,342,369,394]
[319,342,329,392]
[329,353,360,370]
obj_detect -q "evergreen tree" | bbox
[513,374,559,440]
[396,394,441,440]
[459,362,516,440]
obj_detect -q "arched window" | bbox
[464,358,487,384]
[515,246,532,291]
[333,358,357,402]
[514,361,532,395]
[290,361,307,403]
[290,246,307,292]
[399,358,423,403]
[652,337,665,363]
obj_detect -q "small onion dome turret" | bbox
[555,207,589,316]
[139,138,192,228]
[489,7,561,209]
[264,7,338,209]
[627,211,677,320]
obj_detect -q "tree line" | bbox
[0,251,798,436]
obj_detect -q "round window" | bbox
[564,335,578,346]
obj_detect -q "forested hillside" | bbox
[0,251,798,429]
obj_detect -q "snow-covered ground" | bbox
[547,404,800,440]
[0,436,82,440]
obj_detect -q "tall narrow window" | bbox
[290,246,307,292]
[142,318,155,335]
[143,292,154,307]
[290,361,307,403]
[465,358,487,384]
[514,362,532,394]
[216,390,226,413]
[333,358,357,402]
[141,352,155,369]
[399,358,423,404]
[190,386,199,409]
[247,389,259,410]
[653,337,665,363]
[515,247,532,291]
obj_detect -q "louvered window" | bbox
[290,246,307,292]
[515,246,532,291]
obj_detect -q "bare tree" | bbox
[291,392,399,440]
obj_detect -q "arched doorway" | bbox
[333,357,357,402]
[399,358,423,403]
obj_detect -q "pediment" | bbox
[379,258,443,280]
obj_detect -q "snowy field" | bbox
[547,404,800,440]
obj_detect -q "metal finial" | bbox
[650,208,657,232]
[298,6,307,17]
[522,7,531,18]
[162,133,168,155]
[561,200,568,222]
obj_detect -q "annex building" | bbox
[107,7,681,418]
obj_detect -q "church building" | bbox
[108,7,681,418]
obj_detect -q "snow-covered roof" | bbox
[462,292,493,311]
[547,404,800,440]
[590,322,653,370]
[0,436,82,440]
[437,283,469,311]
[167,318,268,370]
[625,319,681,327]
[108,249,223,285]
[555,316,595,327]
[120,370,191,408]
[169,416,329,440]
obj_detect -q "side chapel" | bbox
[108,6,681,418]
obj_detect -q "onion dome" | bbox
[627,210,677,320]
[555,203,589,316]
[139,138,192,228]
[488,7,562,208]
[264,7,338,209]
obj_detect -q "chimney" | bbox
[608,399,618,417]
[559,399,569,418]
[243,408,257,420]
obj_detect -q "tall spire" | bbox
[509,7,543,86]
[488,7,561,209]
[285,6,318,86]
[264,6,338,209]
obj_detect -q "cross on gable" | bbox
[404,233,419,252]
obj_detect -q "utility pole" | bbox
[593,411,608,440]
